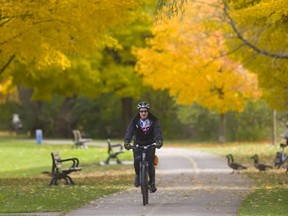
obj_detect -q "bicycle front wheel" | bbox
[140,163,149,206]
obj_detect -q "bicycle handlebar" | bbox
[131,143,157,150]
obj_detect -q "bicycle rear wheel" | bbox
[140,163,149,206]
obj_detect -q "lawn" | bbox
[1,138,288,215]
[0,138,134,215]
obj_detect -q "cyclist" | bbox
[124,101,163,193]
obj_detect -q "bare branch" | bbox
[0,54,15,75]
[223,0,288,60]
[0,17,11,27]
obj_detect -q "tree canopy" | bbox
[0,0,150,100]
[134,0,260,114]
[0,0,145,72]
[223,0,288,111]
[1,0,287,113]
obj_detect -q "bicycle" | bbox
[131,143,157,206]
[274,143,288,172]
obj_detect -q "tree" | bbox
[155,1,288,111]
[98,0,157,126]
[0,1,162,137]
[0,0,147,102]
[0,0,144,74]
[135,0,261,142]
[222,0,288,111]
[0,0,155,137]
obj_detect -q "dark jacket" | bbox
[124,112,163,146]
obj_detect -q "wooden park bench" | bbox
[105,139,125,164]
[49,152,82,186]
[72,130,91,149]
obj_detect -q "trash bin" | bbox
[36,129,43,144]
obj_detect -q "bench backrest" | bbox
[107,139,113,153]
[51,152,62,169]
[72,130,81,142]
[107,139,123,154]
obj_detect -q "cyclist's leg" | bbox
[147,149,157,192]
[147,149,155,182]
[133,150,141,187]
[148,162,155,184]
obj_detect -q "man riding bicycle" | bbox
[124,101,163,193]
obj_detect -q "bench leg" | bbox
[116,157,122,164]
[49,174,76,186]
[105,155,122,164]
[105,157,111,165]
[65,176,75,185]
[49,177,58,186]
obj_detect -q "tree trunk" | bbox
[17,87,45,137]
[55,97,77,138]
[218,113,226,143]
[272,109,277,145]
[121,97,134,129]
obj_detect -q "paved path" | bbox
[67,147,254,216]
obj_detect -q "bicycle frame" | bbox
[132,143,157,206]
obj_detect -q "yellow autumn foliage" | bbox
[0,0,144,72]
[0,0,150,100]
[0,77,17,103]
[135,0,261,114]
[223,0,288,111]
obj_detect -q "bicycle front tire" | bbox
[140,163,149,206]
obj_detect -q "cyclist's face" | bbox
[139,109,148,119]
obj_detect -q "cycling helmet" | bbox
[137,101,150,110]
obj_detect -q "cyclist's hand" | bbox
[156,140,163,149]
[124,142,131,150]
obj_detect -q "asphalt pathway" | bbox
[67,147,254,216]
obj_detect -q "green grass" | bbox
[0,139,134,214]
[0,176,132,214]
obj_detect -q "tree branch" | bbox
[223,0,288,60]
[0,54,15,76]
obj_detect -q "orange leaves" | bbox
[135,0,261,114]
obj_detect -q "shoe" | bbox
[134,175,139,187]
[150,183,157,193]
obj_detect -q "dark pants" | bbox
[133,148,156,184]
